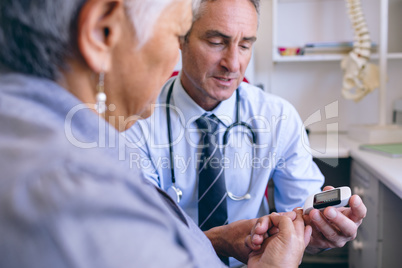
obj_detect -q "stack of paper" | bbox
[304,41,377,54]
[359,143,402,158]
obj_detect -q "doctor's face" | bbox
[180,0,258,111]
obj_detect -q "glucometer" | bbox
[303,187,352,215]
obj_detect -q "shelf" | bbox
[273,52,402,63]
[273,53,344,62]
[387,53,402,59]
[278,0,338,2]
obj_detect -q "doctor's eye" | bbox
[209,41,223,46]
[239,43,251,50]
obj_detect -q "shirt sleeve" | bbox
[123,120,161,187]
[0,162,205,268]
[271,103,324,212]
[0,75,226,268]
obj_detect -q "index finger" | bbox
[269,214,294,234]
[293,209,306,233]
[254,211,296,236]
[294,208,312,247]
[247,215,273,250]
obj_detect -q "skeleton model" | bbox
[341,0,380,102]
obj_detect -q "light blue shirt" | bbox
[125,74,324,222]
[0,73,225,268]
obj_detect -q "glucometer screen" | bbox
[313,189,341,209]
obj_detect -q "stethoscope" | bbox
[166,80,257,203]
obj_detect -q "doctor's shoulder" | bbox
[238,82,300,120]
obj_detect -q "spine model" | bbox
[341,0,380,102]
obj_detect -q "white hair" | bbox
[125,0,201,48]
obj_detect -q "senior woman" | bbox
[0,0,309,267]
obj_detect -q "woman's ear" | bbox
[77,0,124,73]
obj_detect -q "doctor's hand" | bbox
[304,186,367,254]
[204,218,258,264]
[247,210,311,268]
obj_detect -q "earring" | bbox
[96,71,107,114]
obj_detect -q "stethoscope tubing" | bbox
[166,80,256,202]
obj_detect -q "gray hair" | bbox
[0,0,200,80]
[0,0,86,80]
[193,0,260,22]
[183,0,259,42]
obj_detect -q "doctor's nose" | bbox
[220,47,240,73]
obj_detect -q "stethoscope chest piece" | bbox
[167,183,182,203]
[227,192,251,201]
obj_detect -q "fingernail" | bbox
[256,222,261,229]
[353,196,361,207]
[252,234,260,242]
[312,212,321,221]
[326,208,337,219]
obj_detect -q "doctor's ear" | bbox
[179,28,193,49]
[179,36,186,50]
[76,0,125,73]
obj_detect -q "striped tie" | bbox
[196,114,228,232]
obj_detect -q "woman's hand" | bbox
[247,209,311,268]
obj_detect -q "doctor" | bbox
[125,0,366,266]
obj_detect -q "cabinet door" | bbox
[349,160,379,268]
[378,183,402,267]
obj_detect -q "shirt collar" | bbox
[171,72,236,128]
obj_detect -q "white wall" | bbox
[253,0,402,132]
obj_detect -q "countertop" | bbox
[309,133,402,199]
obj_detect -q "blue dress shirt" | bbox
[125,74,324,223]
